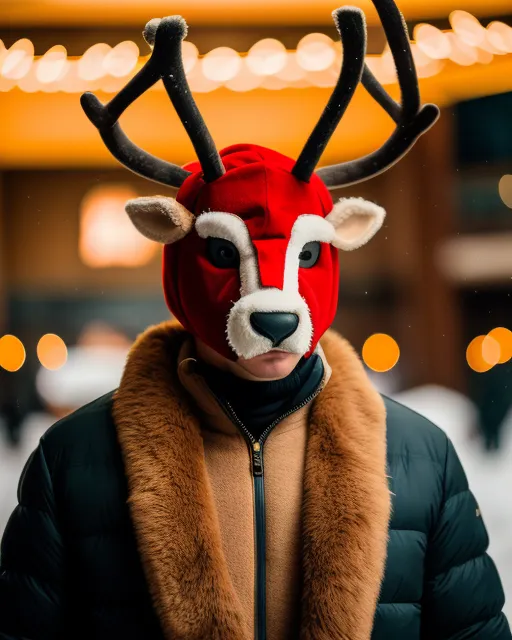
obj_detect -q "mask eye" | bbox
[299,241,321,268]
[206,237,240,269]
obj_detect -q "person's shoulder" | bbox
[38,391,118,470]
[383,394,449,469]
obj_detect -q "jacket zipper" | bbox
[221,384,324,640]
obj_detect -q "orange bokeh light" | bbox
[362,333,400,373]
[487,327,512,364]
[466,334,500,372]
[0,335,26,372]
[37,334,68,370]
[80,184,158,267]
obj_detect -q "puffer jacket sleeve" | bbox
[0,441,66,639]
[422,436,511,639]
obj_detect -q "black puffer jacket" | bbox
[0,322,510,640]
[0,392,509,639]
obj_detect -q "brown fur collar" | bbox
[113,322,390,640]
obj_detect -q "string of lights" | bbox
[1,11,511,93]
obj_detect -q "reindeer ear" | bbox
[125,196,195,244]
[325,197,385,251]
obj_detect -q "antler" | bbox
[80,16,225,188]
[292,7,367,183]
[294,0,440,189]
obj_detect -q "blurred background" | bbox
[1,0,512,616]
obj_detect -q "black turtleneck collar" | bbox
[195,353,324,441]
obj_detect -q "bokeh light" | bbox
[78,43,111,81]
[445,32,478,66]
[2,11,510,96]
[225,58,263,91]
[80,184,159,267]
[1,39,34,80]
[487,327,512,364]
[37,334,68,371]
[414,24,452,59]
[362,333,400,372]
[275,52,306,81]
[466,335,501,372]
[498,175,512,208]
[246,39,287,76]
[449,11,486,47]
[0,335,26,372]
[187,60,221,93]
[473,46,494,65]
[202,47,241,82]
[182,41,199,75]
[296,33,336,71]
[35,45,68,84]
[486,22,512,53]
[103,41,139,77]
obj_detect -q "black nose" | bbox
[250,312,299,347]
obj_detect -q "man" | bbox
[0,3,510,640]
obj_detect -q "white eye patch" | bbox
[195,211,260,296]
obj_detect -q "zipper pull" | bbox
[252,442,263,476]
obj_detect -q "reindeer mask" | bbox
[81,1,438,360]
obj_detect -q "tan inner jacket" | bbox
[113,321,391,640]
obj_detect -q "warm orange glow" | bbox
[202,47,241,82]
[414,24,451,59]
[296,33,335,71]
[466,335,500,372]
[1,39,34,80]
[5,0,512,29]
[498,175,512,209]
[103,41,139,77]
[35,45,68,83]
[3,46,512,168]
[37,334,68,370]
[487,327,512,364]
[362,333,400,373]
[0,335,26,372]
[260,75,289,90]
[80,184,159,267]
[246,39,287,76]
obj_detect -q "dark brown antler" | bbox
[292,7,367,183]
[294,0,440,189]
[80,16,225,188]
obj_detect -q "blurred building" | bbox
[0,2,512,454]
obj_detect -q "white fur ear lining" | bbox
[325,197,386,251]
[125,196,195,244]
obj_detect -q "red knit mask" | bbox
[125,144,385,360]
